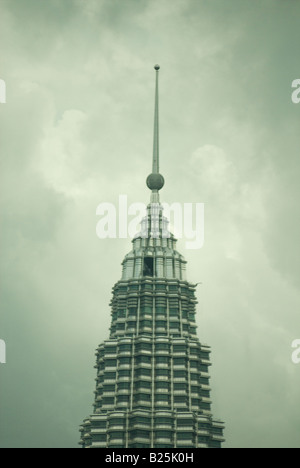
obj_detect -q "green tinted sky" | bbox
[0,0,300,448]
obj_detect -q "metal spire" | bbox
[146,64,165,202]
[153,64,160,174]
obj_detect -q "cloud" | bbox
[1,0,300,449]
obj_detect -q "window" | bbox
[104,372,116,380]
[103,385,115,392]
[155,381,169,389]
[93,434,106,442]
[140,306,153,316]
[209,441,221,448]
[173,345,186,353]
[130,416,151,426]
[130,430,150,439]
[117,395,129,403]
[155,394,170,402]
[170,322,180,330]
[177,432,194,440]
[118,370,131,378]
[173,370,186,379]
[140,320,152,329]
[173,358,186,366]
[143,257,154,277]
[155,431,173,439]
[190,360,199,369]
[198,422,210,430]
[155,343,169,351]
[109,419,126,427]
[135,343,152,353]
[129,443,150,448]
[198,436,209,444]
[119,344,132,353]
[174,383,187,391]
[105,359,117,368]
[134,393,151,402]
[155,417,173,426]
[200,351,210,360]
[135,381,151,390]
[105,346,117,354]
[118,382,130,391]
[155,321,167,328]
[174,396,187,404]
[192,398,201,407]
[212,427,223,435]
[200,377,210,385]
[135,368,151,377]
[128,308,137,316]
[136,355,151,365]
[109,432,124,440]
[127,321,136,329]
[169,308,179,316]
[117,310,126,318]
[102,397,114,405]
[156,356,169,364]
[201,403,211,411]
[155,369,169,377]
[119,357,131,365]
[93,421,106,429]
[177,419,193,427]
[200,365,209,373]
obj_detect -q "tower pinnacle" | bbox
[146,65,165,202]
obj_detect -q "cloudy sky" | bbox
[0,0,300,448]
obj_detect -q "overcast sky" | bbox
[0,0,300,448]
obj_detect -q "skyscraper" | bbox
[79,66,225,449]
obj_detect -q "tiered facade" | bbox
[79,205,225,448]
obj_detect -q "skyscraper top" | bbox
[146,65,165,202]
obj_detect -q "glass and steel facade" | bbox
[79,205,225,448]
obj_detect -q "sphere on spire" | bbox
[146,173,165,191]
[154,64,160,70]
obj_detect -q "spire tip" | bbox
[154,64,160,70]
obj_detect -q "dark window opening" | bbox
[143,257,154,277]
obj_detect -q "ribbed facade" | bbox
[79,204,225,448]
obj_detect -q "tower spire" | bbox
[153,64,160,174]
[146,64,165,203]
